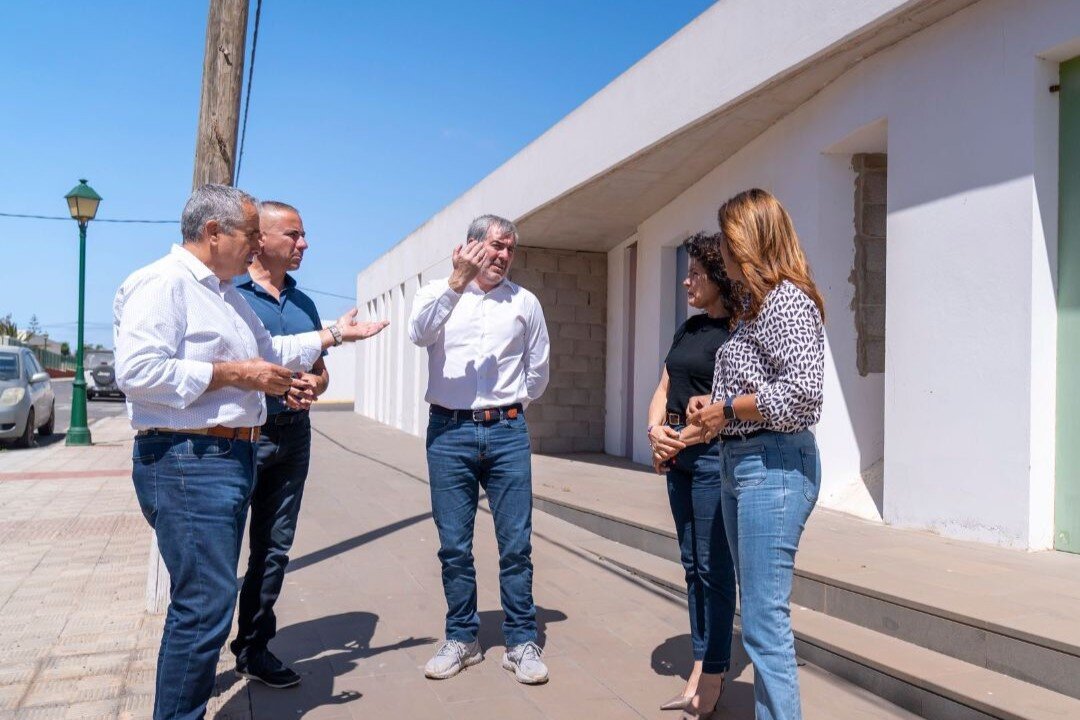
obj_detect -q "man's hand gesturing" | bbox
[448,241,491,293]
[334,308,389,342]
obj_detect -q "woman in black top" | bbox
[646,233,737,715]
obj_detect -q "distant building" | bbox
[353,0,1080,553]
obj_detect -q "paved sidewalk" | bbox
[0,413,914,719]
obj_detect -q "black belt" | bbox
[431,403,523,423]
[265,411,308,427]
[720,428,769,442]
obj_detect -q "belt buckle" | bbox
[666,412,681,426]
[471,409,489,422]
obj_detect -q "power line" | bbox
[298,286,356,301]
[0,212,177,224]
[235,0,263,183]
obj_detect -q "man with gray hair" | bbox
[114,184,387,719]
[408,214,551,684]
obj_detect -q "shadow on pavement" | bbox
[285,510,433,574]
[475,604,568,652]
[651,631,755,714]
[213,611,435,718]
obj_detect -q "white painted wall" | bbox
[353,0,1080,549]
[604,0,1078,548]
[320,340,355,403]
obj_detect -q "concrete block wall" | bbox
[852,153,887,375]
[510,246,607,454]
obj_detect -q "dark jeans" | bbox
[230,414,311,661]
[666,436,737,673]
[425,409,536,647]
[132,432,256,720]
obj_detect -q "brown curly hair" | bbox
[683,232,735,316]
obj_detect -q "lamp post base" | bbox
[65,427,93,446]
[66,376,93,446]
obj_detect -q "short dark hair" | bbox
[260,200,299,217]
[683,232,735,315]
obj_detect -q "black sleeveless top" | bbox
[664,314,731,417]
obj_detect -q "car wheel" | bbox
[87,389,95,402]
[38,402,55,437]
[15,408,35,449]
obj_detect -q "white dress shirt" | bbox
[113,244,323,430]
[409,278,549,410]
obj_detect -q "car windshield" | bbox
[0,353,19,382]
[86,353,114,367]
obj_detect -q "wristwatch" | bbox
[327,324,343,347]
[723,398,737,421]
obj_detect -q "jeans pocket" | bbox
[728,444,767,488]
[133,436,170,463]
[800,446,821,503]
[178,437,233,459]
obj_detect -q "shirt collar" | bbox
[470,278,510,296]
[235,271,295,296]
[170,244,220,287]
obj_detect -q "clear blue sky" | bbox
[1,1,714,349]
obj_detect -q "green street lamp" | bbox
[64,179,102,446]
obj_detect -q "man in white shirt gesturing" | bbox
[114,184,387,720]
[409,215,551,685]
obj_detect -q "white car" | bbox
[0,348,55,448]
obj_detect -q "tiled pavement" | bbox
[0,413,917,719]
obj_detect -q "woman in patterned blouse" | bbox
[687,188,825,720]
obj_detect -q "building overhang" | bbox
[516,0,979,252]
[359,0,981,288]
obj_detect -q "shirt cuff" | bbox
[180,360,215,405]
[297,330,323,370]
[440,280,463,302]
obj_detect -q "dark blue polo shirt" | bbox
[235,273,326,417]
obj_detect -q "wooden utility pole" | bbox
[147,0,249,615]
[192,0,249,188]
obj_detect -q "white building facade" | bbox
[354,0,1080,553]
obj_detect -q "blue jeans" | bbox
[721,430,820,720]
[132,432,257,720]
[666,436,736,673]
[230,414,311,661]
[425,410,536,646]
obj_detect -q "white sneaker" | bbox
[424,639,483,679]
[502,641,549,684]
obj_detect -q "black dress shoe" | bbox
[235,648,301,688]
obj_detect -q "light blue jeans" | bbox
[721,430,820,720]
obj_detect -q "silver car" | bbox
[0,348,56,448]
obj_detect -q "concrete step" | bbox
[570,533,1080,720]
[530,480,1080,704]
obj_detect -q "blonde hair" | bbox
[717,188,825,323]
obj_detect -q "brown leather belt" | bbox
[137,425,261,443]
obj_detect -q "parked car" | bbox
[0,348,55,448]
[85,350,124,401]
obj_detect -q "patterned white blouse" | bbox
[710,280,825,435]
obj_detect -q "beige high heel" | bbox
[680,674,724,719]
[660,693,693,711]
